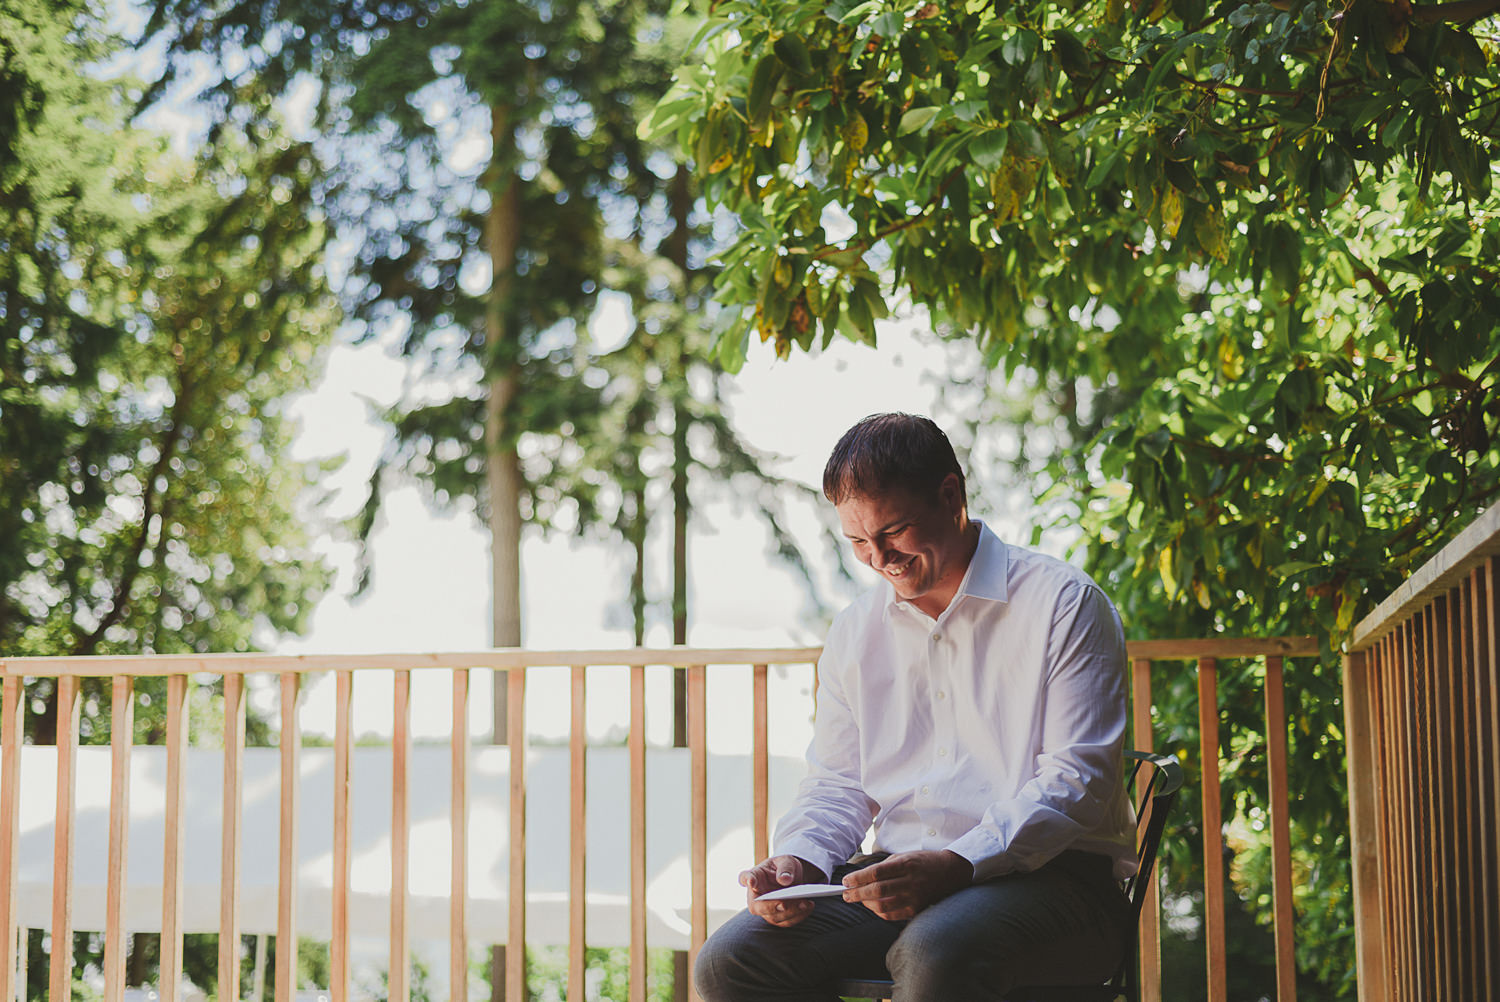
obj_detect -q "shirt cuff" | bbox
[945,828,1017,883]
[770,837,840,883]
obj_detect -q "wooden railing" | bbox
[0,638,1318,1002]
[1343,506,1500,1002]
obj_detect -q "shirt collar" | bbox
[882,518,1011,620]
[959,519,1010,603]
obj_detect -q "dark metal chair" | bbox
[833,749,1184,1002]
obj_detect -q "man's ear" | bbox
[938,472,964,517]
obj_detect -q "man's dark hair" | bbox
[823,413,967,506]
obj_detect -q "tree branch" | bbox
[75,374,193,655]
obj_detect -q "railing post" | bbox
[332,670,353,1002]
[161,675,190,1001]
[49,675,81,1002]
[1262,656,1296,1002]
[391,669,411,1002]
[1343,650,1387,1002]
[454,668,472,1002]
[1196,657,1227,1002]
[221,673,247,1002]
[1129,657,1161,1002]
[506,668,527,1002]
[103,676,134,1002]
[276,672,300,1002]
[689,664,708,1002]
[1,676,23,1002]
[629,663,647,1002]
[568,665,587,1002]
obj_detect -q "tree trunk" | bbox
[486,101,524,1002]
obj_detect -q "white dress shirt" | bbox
[774,521,1136,883]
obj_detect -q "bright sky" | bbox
[265,310,1043,745]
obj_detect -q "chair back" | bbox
[1112,750,1184,997]
[833,748,1184,1002]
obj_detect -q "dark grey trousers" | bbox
[694,851,1130,1002]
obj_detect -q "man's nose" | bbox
[866,539,890,568]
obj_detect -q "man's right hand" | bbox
[739,854,827,927]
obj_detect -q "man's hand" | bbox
[840,850,973,921]
[740,854,827,928]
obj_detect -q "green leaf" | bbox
[871,10,904,38]
[971,129,1009,170]
[773,35,814,75]
[1086,148,1124,188]
[898,106,942,136]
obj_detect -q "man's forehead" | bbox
[835,486,933,525]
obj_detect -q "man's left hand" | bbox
[840,849,974,921]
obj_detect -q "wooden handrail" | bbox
[0,638,1316,679]
[1351,504,1500,650]
[0,647,826,677]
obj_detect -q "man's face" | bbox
[835,474,973,618]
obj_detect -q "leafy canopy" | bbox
[653,0,1500,638]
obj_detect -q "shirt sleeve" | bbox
[771,616,879,880]
[945,579,1130,881]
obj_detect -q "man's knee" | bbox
[694,911,791,1002]
[886,918,1006,998]
[694,918,749,1002]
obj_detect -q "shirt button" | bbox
[921,785,930,795]
[932,632,941,642]
[928,828,937,837]
[936,690,946,700]
[937,747,947,757]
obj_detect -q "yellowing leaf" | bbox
[709,150,734,173]
[1160,185,1183,239]
[843,111,869,152]
[1158,546,1178,598]
[1219,336,1245,380]
[1192,578,1211,609]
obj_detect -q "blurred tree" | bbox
[1,0,335,723]
[3,2,338,997]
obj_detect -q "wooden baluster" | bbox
[629,664,646,1002]
[277,673,301,1002]
[1129,657,1161,1002]
[1262,656,1296,1002]
[332,671,353,1002]
[1196,658,1226,1002]
[221,673,247,1002]
[1342,648,1387,1002]
[452,668,470,1002]
[752,664,769,864]
[103,676,134,1002]
[689,665,708,1002]
[1,676,25,1002]
[1479,559,1500,1000]
[48,676,81,1002]
[506,669,526,1002]
[160,675,188,1002]
[568,666,587,1002]
[1397,620,1419,999]
[391,670,411,1002]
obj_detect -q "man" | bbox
[695,413,1135,1001]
